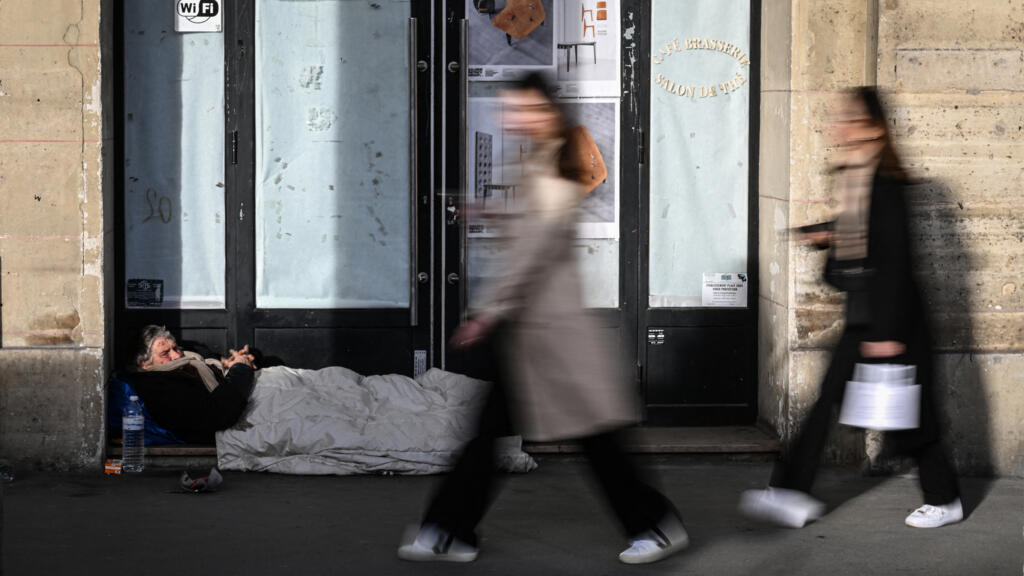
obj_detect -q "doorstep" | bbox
[106,426,781,467]
[523,426,781,455]
[108,444,217,469]
[108,445,217,457]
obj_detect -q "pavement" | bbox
[1,456,1020,575]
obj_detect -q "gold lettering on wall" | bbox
[653,36,750,101]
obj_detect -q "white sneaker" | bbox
[618,513,689,564]
[397,523,479,562]
[905,499,964,528]
[738,487,826,529]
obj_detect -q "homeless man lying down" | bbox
[123,325,258,443]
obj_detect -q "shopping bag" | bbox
[838,363,920,431]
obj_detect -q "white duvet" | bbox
[216,366,537,475]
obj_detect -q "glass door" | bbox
[445,0,629,385]
[117,0,232,364]
[238,0,427,374]
[118,0,432,375]
[444,0,758,425]
[638,0,759,424]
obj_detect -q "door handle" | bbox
[447,273,461,285]
[446,196,459,226]
[409,17,420,326]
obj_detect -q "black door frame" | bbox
[438,2,464,373]
[437,2,633,388]
[114,0,759,424]
[630,0,761,425]
[439,0,759,425]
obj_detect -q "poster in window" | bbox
[466,0,621,98]
[466,96,619,239]
[466,0,556,81]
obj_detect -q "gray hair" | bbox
[136,325,177,368]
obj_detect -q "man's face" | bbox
[144,336,183,369]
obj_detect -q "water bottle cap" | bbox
[129,395,139,401]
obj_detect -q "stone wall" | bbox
[0,0,109,468]
[879,0,1024,476]
[760,0,1024,476]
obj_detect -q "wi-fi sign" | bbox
[177,0,219,20]
[174,0,221,32]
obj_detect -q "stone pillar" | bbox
[757,0,795,442]
[760,0,878,464]
[0,0,110,469]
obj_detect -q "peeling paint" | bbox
[774,205,786,230]
[82,234,103,278]
[298,65,324,90]
[308,105,338,130]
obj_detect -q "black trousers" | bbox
[423,330,676,546]
[771,328,960,505]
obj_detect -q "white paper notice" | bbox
[701,273,748,307]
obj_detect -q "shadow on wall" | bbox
[906,178,994,506]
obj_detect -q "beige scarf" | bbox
[832,162,876,262]
[144,350,223,392]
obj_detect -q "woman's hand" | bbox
[451,317,498,349]
[798,230,833,248]
[860,340,905,358]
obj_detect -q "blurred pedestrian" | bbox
[739,86,962,529]
[398,72,688,565]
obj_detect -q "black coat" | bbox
[824,171,926,352]
[124,363,255,444]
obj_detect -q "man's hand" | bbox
[860,340,905,358]
[222,344,257,369]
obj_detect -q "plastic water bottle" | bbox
[122,395,145,473]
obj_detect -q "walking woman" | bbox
[398,73,688,565]
[740,86,962,529]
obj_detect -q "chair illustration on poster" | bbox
[566,124,607,196]
[468,0,553,69]
[581,3,595,38]
[555,0,619,92]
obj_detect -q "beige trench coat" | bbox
[476,140,637,441]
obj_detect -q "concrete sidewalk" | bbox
[2,457,1020,575]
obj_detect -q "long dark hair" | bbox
[515,72,580,181]
[852,85,908,181]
